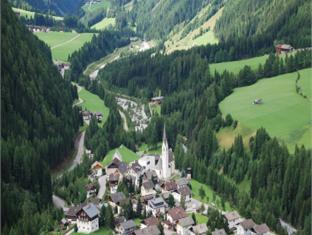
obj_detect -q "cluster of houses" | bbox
[61,127,273,235]
[81,110,103,122]
[27,25,50,33]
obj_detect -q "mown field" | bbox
[91,17,116,30]
[78,87,110,125]
[12,7,63,20]
[219,68,311,151]
[35,31,94,61]
[102,145,139,166]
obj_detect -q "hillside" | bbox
[1,0,81,233]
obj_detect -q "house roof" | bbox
[176,178,188,187]
[253,224,270,234]
[65,203,87,217]
[111,192,126,204]
[109,173,120,182]
[131,161,143,173]
[178,217,194,227]
[240,219,256,230]
[192,224,208,234]
[134,225,160,235]
[163,181,177,191]
[224,211,240,222]
[142,180,154,190]
[212,228,227,235]
[91,161,103,169]
[167,207,187,221]
[178,186,191,196]
[148,197,165,208]
[80,203,99,219]
[118,162,128,174]
[143,216,159,226]
[120,220,136,230]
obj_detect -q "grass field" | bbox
[72,227,112,235]
[210,55,269,74]
[138,142,162,155]
[35,31,94,61]
[298,73,311,99]
[12,7,63,20]
[102,145,139,166]
[190,179,232,211]
[149,103,161,116]
[82,0,111,13]
[188,213,209,224]
[91,17,116,30]
[219,68,312,151]
[78,87,109,126]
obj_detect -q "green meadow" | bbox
[82,0,111,13]
[72,227,112,235]
[12,7,63,20]
[78,87,109,125]
[219,68,312,151]
[35,31,94,61]
[102,145,139,166]
[91,17,116,30]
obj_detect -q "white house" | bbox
[172,186,192,203]
[176,217,194,235]
[76,203,99,234]
[128,161,143,189]
[139,154,157,171]
[109,192,126,215]
[224,211,242,230]
[146,197,167,217]
[85,183,97,199]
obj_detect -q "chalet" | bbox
[211,228,227,235]
[275,44,294,54]
[237,219,256,235]
[109,192,126,215]
[176,216,195,235]
[161,181,177,193]
[141,180,156,197]
[91,161,104,177]
[151,96,164,104]
[134,225,161,235]
[106,154,128,176]
[167,207,188,223]
[190,224,208,235]
[65,203,87,223]
[76,203,100,234]
[173,186,192,202]
[116,220,137,235]
[85,183,97,199]
[142,216,159,228]
[224,211,242,230]
[146,197,167,217]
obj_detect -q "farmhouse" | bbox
[275,44,294,54]
[109,192,126,215]
[85,183,97,199]
[141,180,156,197]
[76,203,100,234]
[237,219,256,235]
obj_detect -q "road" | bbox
[51,34,81,49]
[97,175,107,199]
[119,110,129,132]
[68,131,85,172]
[53,194,68,211]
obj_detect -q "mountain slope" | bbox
[1,0,81,233]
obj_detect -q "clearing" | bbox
[219,68,312,151]
[12,7,63,21]
[91,17,116,30]
[78,86,110,126]
[35,31,94,61]
[102,145,139,166]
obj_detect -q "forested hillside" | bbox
[1,0,81,233]
[215,0,311,47]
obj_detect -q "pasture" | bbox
[35,31,93,61]
[219,68,312,151]
[91,17,116,30]
[102,145,139,166]
[78,87,110,126]
[12,7,63,20]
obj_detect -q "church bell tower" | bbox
[161,125,170,179]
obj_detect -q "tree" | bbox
[105,204,114,229]
[100,205,106,226]
[192,213,197,225]
[199,186,206,200]
[168,194,175,208]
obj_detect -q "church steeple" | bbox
[161,124,170,179]
[163,124,168,145]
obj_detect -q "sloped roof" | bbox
[91,161,103,169]
[212,228,226,235]
[134,225,160,235]
[192,224,208,234]
[224,211,240,221]
[120,220,136,230]
[111,192,126,204]
[253,224,270,234]
[176,178,188,187]
[178,217,194,227]
[178,186,191,196]
[143,216,159,226]
[142,180,154,190]
[168,207,187,221]
[240,219,256,230]
[163,181,177,191]
[81,203,99,219]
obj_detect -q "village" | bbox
[57,126,273,235]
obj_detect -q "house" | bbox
[237,219,256,235]
[142,216,159,228]
[162,181,177,193]
[106,156,128,177]
[224,211,242,230]
[167,207,188,223]
[91,161,104,177]
[76,203,100,234]
[65,203,87,223]
[82,110,92,121]
[211,228,227,235]
[146,197,167,217]
[176,217,194,235]
[141,180,156,197]
[190,224,208,235]
[173,186,192,202]
[108,172,120,193]
[128,161,143,188]
[116,220,137,235]
[143,169,158,183]
[94,112,103,121]
[151,96,164,104]
[139,154,158,171]
[134,225,161,235]
[85,183,97,199]
[176,178,189,189]
[275,44,293,54]
[252,224,271,235]
[109,192,126,215]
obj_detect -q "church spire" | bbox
[163,124,167,144]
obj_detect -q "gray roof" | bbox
[149,197,165,208]
[253,224,270,234]
[134,225,160,235]
[178,186,191,196]
[192,224,208,234]
[176,178,188,186]
[178,217,194,227]
[82,203,99,219]
[111,192,126,204]
[142,180,154,190]
[212,229,227,235]
[120,220,136,230]
[224,211,240,221]
[240,219,256,230]
[131,161,142,173]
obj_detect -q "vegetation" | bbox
[220,68,311,151]
[35,31,94,61]
[91,17,116,30]
[12,7,63,20]
[1,1,81,233]
[72,227,113,235]
[102,145,139,166]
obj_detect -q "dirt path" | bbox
[51,34,80,49]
